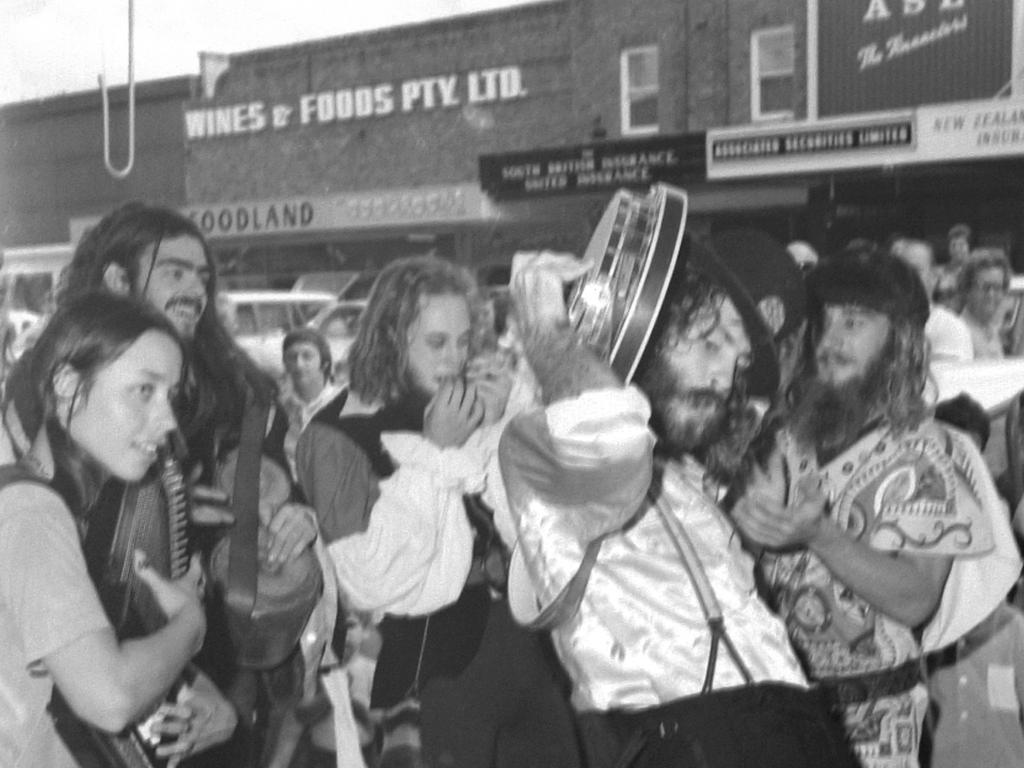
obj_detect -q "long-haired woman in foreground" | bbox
[0,292,205,767]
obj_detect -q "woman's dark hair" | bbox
[61,202,276,461]
[28,291,183,515]
[348,256,483,404]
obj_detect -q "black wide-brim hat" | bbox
[571,184,784,398]
[806,244,930,330]
[674,234,781,398]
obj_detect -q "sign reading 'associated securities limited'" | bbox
[706,96,1024,180]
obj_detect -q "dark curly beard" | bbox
[640,356,729,458]
[789,352,888,460]
[639,348,760,485]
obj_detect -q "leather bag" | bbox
[209,398,322,670]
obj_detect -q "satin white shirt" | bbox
[497,387,807,712]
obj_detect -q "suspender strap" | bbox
[649,485,754,690]
[519,535,605,630]
[226,396,269,629]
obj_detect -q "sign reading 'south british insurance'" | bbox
[184,66,526,141]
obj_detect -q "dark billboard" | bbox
[817,0,1014,117]
[478,134,705,200]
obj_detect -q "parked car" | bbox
[220,290,336,376]
[307,299,367,382]
[291,270,361,296]
[336,270,379,301]
[932,355,1024,512]
[4,309,44,363]
[8,309,41,334]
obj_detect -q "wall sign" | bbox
[914,97,1024,160]
[184,66,527,141]
[814,0,1014,116]
[479,134,705,199]
[187,201,316,237]
[707,113,915,179]
[180,184,492,239]
[707,96,1024,180]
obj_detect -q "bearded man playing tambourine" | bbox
[493,185,860,768]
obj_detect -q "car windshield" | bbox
[319,305,363,337]
[338,272,379,300]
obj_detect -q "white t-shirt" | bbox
[0,483,111,768]
[927,305,974,362]
[961,310,1005,360]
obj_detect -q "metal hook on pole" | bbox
[99,0,135,180]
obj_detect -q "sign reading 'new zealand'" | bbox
[816,0,1013,117]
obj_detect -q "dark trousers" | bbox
[577,683,859,768]
[418,600,582,768]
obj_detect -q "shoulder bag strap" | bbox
[518,535,605,630]
[649,486,753,691]
[226,395,270,628]
[0,463,48,490]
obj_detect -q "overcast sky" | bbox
[0,0,546,104]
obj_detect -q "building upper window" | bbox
[751,26,795,121]
[620,46,659,136]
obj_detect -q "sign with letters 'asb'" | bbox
[815,0,1014,117]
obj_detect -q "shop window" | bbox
[620,46,659,136]
[751,26,795,121]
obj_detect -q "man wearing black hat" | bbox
[733,242,1021,768]
[498,220,857,768]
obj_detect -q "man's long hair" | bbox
[61,202,276,455]
[634,264,761,485]
[791,240,931,445]
[789,313,929,447]
[348,255,484,406]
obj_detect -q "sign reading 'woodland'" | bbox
[184,66,526,141]
[816,0,1014,117]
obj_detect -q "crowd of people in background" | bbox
[1,196,1024,768]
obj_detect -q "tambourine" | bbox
[567,183,688,383]
[507,184,688,629]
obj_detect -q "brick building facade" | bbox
[0,76,194,247]
[179,0,822,288]
[5,0,1024,280]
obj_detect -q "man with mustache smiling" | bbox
[1,202,320,766]
[733,242,1021,768]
